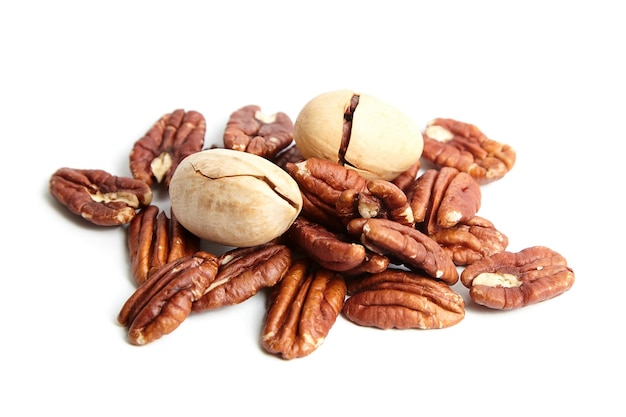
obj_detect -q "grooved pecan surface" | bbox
[343,268,465,329]
[460,246,575,309]
[129,109,205,188]
[49,167,152,226]
[347,218,459,285]
[223,105,294,160]
[421,118,516,184]
[127,205,200,286]
[262,258,347,360]
[192,244,292,312]
[117,251,219,345]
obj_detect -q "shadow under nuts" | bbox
[169,148,303,247]
[293,89,423,181]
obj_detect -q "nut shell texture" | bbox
[169,149,303,247]
[294,90,423,181]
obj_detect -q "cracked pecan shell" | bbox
[460,246,575,309]
[129,109,205,188]
[49,167,152,226]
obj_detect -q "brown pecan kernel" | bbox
[223,105,294,160]
[430,216,509,266]
[343,269,465,329]
[129,109,206,188]
[287,217,366,272]
[347,218,459,285]
[49,167,152,226]
[460,246,575,310]
[285,158,368,231]
[421,118,516,184]
[192,244,292,312]
[117,251,219,345]
[127,205,200,286]
[408,167,481,234]
[262,258,347,360]
[391,159,421,195]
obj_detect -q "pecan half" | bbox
[117,251,219,345]
[223,105,294,160]
[49,167,152,226]
[347,218,459,285]
[192,244,292,312]
[129,109,206,188]
[421,118,516,184]
[343,268,465,329]
[409,167,481,234]
[127,205,200,286]
[262,258,347,360]
[460,246,575,309]
[430,216,509,266]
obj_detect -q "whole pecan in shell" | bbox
[460,246,575,309]
[129,109,205,188]
[343,268,465,329]
[49,167,152,226]
[262,258,347,360]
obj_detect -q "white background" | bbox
[2,1,624,415]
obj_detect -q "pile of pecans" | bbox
[49,105,575,360]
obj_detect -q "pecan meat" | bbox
[49,167,152,226]
[192,244,292,312]
[421,118,516,184]
[430,216,508,266]
[262,258,347,360]
[129,109,206,188]
[223,105,294,160]
[343,268,465,329]
[127,205,200,286]
[347,217,459,285]
[460,246,575,309]
[117,251,219,345]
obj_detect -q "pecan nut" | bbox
[127,205,200,286]
[192,244,292,312]
[347,217,459,285]
[430,215,508,266]
[223,105,294,160]
[117,251,219,345]
[129,109,206,188]
[49,167,152,226]
[421,118,516,184]
[409,167,481,234]
[460,246,575,309]
[262,258,347,360]
[343,268,465,329]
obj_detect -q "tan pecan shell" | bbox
[460,246,575,309]
[117,251,219,345]
[192,244,292,312]
[129,109,205,188]
[343,268,465,329]
[49,167,152,226]
[262,258,347,360]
